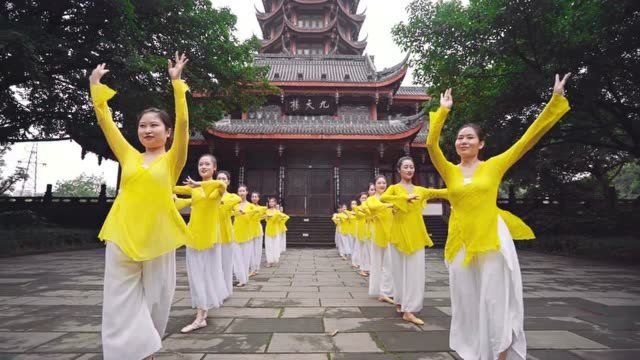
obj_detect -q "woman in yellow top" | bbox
[332,206,347,259]
[381,156,448,325]
[355,192,372,277]
[426,75,571,360]
[366,175,395,305]
[335,204,351,258]
[232,185,257,287]
[347,200,362,269]
[216,171,241,296]
[173,154,227,333]
[90,53,190,360]
[264,197,284,266]
[249,191,267,277]
[278,206,290,254]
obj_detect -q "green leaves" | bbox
[1,0,272,158]
[393,0,639,197]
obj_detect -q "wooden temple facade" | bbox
[189,0,442,217]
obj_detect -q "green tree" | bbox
[1,0,273,157]
[393,0,639,197]
[611,162,640,199]
[0,145,28,195]
[53,173,115,197]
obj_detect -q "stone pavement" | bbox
[1,247,639,360]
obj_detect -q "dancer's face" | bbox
[350,200,357,210]
[367,184,376,196]
[269,198,277,208]
[398,159,415,181]
[138,112,170,150]
[456,126,484,159]
[238,187,247,200]
[375,177,387,193]
[251,193,260,204]
[359,194,367,204]
[198,156,216,180]
[216,173,229,186]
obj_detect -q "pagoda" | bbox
[189,0,444,220]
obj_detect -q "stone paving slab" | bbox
[1,247,640,359]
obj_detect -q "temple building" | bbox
[189,0,444,226]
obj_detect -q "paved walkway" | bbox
[1,247,639,359]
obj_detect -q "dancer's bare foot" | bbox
[378,295,395,305]
[249,271,257,277]
[498,350,508,360]
[235,282,246,287]
[359,270,369,277]
[396,305,402,313]
[402,312,424,325]
[340,255,348,260]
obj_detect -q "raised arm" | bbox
[491,74,571,175]
[89,63,136,163]
[425,88,456,179]
[165,52,190,184]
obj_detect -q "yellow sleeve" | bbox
[380,185,409,213]
[331,214,339,225]
[201,180,227,199]
[222,194,241,211]
[174,198,192,211]
[423,188,449,201]
[89,84,136,163]
[491,94,570,174]
[166,79,190,184]
[425,107,455,179]
[172,185,192,196]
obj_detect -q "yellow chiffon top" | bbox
[174,180,226,250]
[91,80,190,261]
[332,213,342,233]
[381,184,448,254]
[336,212,348,234]
[219,192,241,244]
[354,205,369,241]
[251,205,267,238]
[365,195,393,248]
[426,94,570,265]
[233,202,258,243]
[343,211,356,236]
[280,213,290,232]
[265,209,284,237]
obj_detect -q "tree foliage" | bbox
[53,173,115,197]
[0,145,28,195]
[1,0,273,157]
[393,0,639,197]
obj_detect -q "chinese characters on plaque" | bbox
[284,96,336,115]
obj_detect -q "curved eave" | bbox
[337,27,367,50]
[337,0,366,24]
[209,124,423,141]
[256,1,284,24]
[377,53,410,81]
[260,24,285,52]
[269,65,406,88]
[284,16,338,34]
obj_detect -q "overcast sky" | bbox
[5,0,417,195]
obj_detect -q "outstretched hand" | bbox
[168,51,189,80]
[553,73,571,96]
[440,88,453,109]
[183,176,201,188]
[89,63,109,85]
